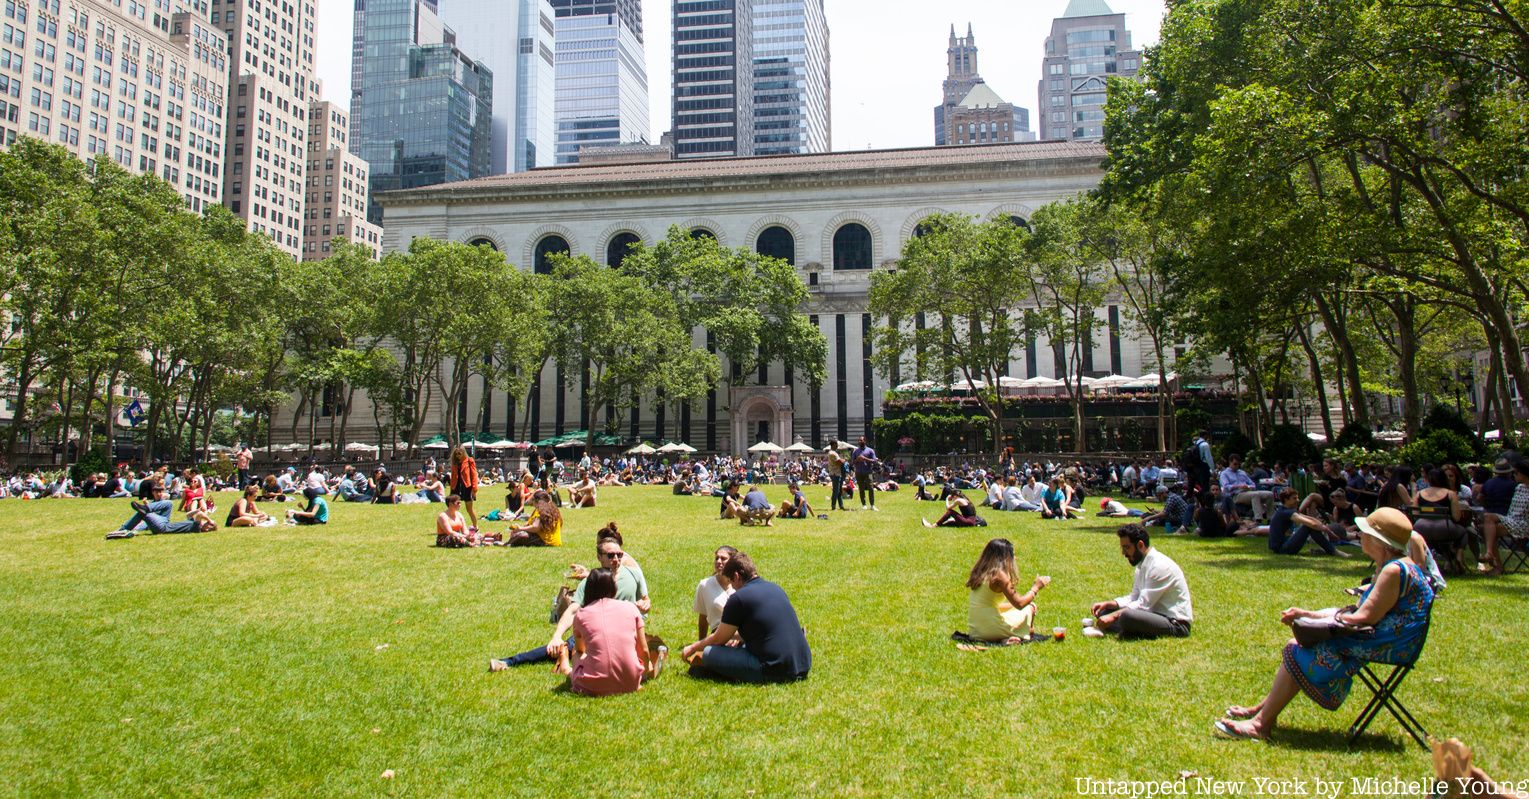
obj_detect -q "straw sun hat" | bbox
[1355,507,1413,552]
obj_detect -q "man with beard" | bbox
[1085,524,1194,640]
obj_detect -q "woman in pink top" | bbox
[556,567,652,696]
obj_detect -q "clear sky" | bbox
[314,0,1167,153]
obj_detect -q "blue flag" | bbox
[124,399,144,427]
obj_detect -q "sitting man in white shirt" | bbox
[1002,476,1041,511]
[1087,524,1193,640]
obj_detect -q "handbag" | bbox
[1291,606,1371,646]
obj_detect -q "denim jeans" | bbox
[692,644,766,683]
[495,637,572,668]
[1008,500,1042,512]
[830,475,844,510]
[118,499,174,531]
[1270,524,1338,555]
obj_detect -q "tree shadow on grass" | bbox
[1267,725,1411,754]
[1199,556,1364,578]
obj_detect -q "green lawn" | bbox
[0,485,1524,797]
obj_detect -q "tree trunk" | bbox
[1480,345,1502,435]
[1392,299,1422,436]
[1294,323,1334,441]
[1313,294,1368,426]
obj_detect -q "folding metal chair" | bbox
[1501,533,1529,574]
[1348,615,1431,750]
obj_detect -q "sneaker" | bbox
[1083,626,1106,638]
[870,506,879,512]
[105,530,135,540]
[921,518,934,528]
[488,659,508,672]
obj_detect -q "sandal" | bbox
[1213,719,1266,741]
[1224,706,1257,721]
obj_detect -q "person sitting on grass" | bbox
[505,473,535,516]
[1099,497,1146,518]
[179,467,212,515]
[491,536,651,671]
[739,485,777,526]
[554,566,656,696]
[1086,524,1194,640]
[694,545,739,640]
[964,538,1051,644]
[436,495,478,548]
[1040,476,1079,519]
[568,469,598,508]
[1002,476,1042,512]
[1214,507,1434,741]
[923,490,983,528]
[779,481,813,519]
[1143,484,1194,534]
[719,482,745,520]
[506,490,563,547]
[225,484,272,527]
[286,487,330,526]
[682,552,811,684]
[107,484,216,538]
[1265,487,1346,556]
[417,471,446,503]
[372,468,397,504]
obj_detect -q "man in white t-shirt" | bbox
[306,467,327,494]
[694,546,739,639]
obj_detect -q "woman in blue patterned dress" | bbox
[1214,507,1434,740]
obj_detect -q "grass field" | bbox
[1,484,1525,797]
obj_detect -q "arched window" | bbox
[1008,215,1031,232]
[533,235,569,274]
[755,225,795,265]
[912,219,936,239]
[605,232,641,268]
[832,223,873,270]
[468,237,497,251]
[689,227,715,241]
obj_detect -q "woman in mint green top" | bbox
[965,538,1051,643]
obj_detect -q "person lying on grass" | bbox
[554,566,657,696]
[1086,524,1193,641]
[507,490,562,547]
[965,538,1050,644]
[1099,497,1146,518]
[1214,507,1433,741]
[923,491,982,527]
[286,487,330,526]
[107,484,218,538]
[683,552,810,684]
[226,484,272,527]
[491,535,651,671]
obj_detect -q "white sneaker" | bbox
[1081,618,1095,628]
[870,506,879,512]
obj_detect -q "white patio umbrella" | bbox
[674,443,697,453]
[625,442,657,455]
[205,443,233,452]
[1021,376,1065,388]
[747,441,784,453]
[1307,432,1329,443]
[785,442,815,453]
[656,442,682,453]
[344,442,379,453]
[895,380,940,391]
[996,375,1028,388]
[948,377,988,391]
[1485,429,1502,441]
[1092,374,1136,388]
[482,439,519,450]
[1375,430,1406,443]
[421,439,450,450]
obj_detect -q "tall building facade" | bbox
[214,0,317,257]
[441,0,555,173]
[1,0,227,214]
[550,0,649,165]
[1038,0,1140,142]
[670,0,752,159]
[350,0,493,223]
[935,24,1033,147]
[303,94,381,260]
[750,0,828,155]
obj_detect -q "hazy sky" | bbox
[314,0,1167,153]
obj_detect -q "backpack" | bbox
[1180,440,1203,472]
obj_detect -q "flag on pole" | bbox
[124,399,144,427]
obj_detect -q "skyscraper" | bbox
[550,0,649,164]
[303,92,382,260]
[350,0,493,222]
[750,0,829,155]
[2,0,227,215]
[934,25,1033,147]
[216,0,318,257]
[441,0,557,173]
[1038,0,1141,142]
[671,0,753,159]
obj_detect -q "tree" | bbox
[868,213,1030,452]
[1027,198,1111,453]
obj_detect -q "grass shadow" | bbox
[1269,725,1412,754]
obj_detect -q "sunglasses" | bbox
[600,550,624,559]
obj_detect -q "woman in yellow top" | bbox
[966,538,1051,643]
[508,489,563,547]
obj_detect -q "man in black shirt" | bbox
[682,553,810,683]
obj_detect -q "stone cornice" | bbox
[379,155,1104,210]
